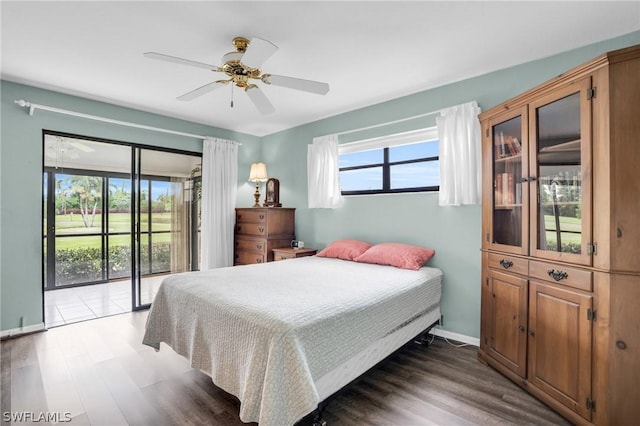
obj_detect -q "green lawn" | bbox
[543,214,581,244]
[51,232,171,250]
[50,212,172,250]
[54,212,171,235]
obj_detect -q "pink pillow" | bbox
[354,242,435,270]
[316,239,373,261]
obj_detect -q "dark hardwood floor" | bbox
[1,312,569,425]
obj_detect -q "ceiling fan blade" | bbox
[245,85,276,114]
[177,81,227,101]
[241,37,278,69]
[262,74,329,95]
[68,141,95,153]
[144,52,221,71]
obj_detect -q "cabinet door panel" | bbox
[530,77,592,266]
[528,281,592,420]
[484,107,529,255]
[487,270,528,378]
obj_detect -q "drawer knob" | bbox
[499,259,513,269]
[616,340,627,350]
[258,227,265,233]
[259,214,265,220]
[547,269,568,281]
[256,244,263,250]
[237,226,242,232]
[237,214,242,219]
[257,258,263,263]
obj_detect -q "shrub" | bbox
[544,241,581,254]
[54,242,171,285]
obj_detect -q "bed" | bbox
[142,256,442,426]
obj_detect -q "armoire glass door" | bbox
[489,106,528,255]
[530,78,592,265]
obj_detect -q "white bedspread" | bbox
[142,256,442,425]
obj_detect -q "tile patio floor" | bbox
[43,275,167,328]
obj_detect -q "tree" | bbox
[69,175,102,228]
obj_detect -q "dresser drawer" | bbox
[272,248,317,261]
[235,237,267,254]
[235,223,267,237]
[236,209,267,224]
[488,253,528,276]
[529,260,592,292]
[235,251,265,265]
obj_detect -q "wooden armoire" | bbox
[479,44,640,425]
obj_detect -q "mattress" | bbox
[143,256,442,425]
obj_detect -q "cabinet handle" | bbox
[547,269,568,281]
[258,227,265,233]
[499,259,513,269]
[518,325,525,332]
[616,340,627,350]
[528,330,535,337]
[521,177,529,182]
[530,176,537,181]
[259,214,265,220]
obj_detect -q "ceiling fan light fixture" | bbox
[145,35,329,114]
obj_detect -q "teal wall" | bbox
[2,32,638,335]
[0,81,260,331]
[260,32,640,338]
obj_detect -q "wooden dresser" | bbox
[478,44,640,425]
[234,208,295,265]
[272,247,317,261]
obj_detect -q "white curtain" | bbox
[307,134,344,208]
[170,177,190,273]
[200,137,239,269]
[437,101,482,206]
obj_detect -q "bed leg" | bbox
[413,332,432,346]
[414,321,438,346]
[312,403,327,426]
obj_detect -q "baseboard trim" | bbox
[430,327,480,347]
[1,322,46,340]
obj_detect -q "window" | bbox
[338,127,439,195]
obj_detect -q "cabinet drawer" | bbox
[235,251,265,265]
[274,252,295,261]
[236,210,267,224]
[529,260,592,292]
[235,238,267,254]
[488,253,528,275]
[236,223,267,236]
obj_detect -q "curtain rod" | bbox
[14,99,228,142]
[334,107,448,138]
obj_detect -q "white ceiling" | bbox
[2,1,639,137]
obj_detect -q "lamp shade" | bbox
[249,162,268,182]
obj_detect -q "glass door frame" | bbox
[42,130,202,313]
[43,167,117,290]
[528,78,593,266]
[485,105,530,255]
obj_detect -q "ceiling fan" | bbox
[144,36,330,114]
[45,136,95,165]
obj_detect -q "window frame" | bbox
[338,127,440,195]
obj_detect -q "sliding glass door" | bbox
[132,148,201,308]
[43,133,201,313]
[44,137,132,289]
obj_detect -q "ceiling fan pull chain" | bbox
[230,83,234,108]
